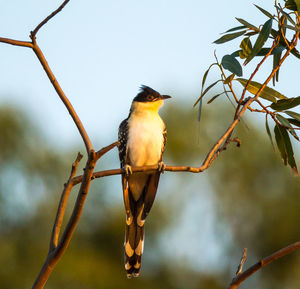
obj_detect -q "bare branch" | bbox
[0,37,33,48]
[31,44,93,153]
[49,152,83,251]
[228,242,300,289]
[95,141,120,160]
[31,0,71,39]
[32,151,96,289]
[236,248,247,276]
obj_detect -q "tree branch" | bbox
[95,141,120,160]
[228,241,300,289]
[31,0,71,39]
[49,152,83,251]
[0,37,33,48]
[32,150,96,289]
[31,43,93,153]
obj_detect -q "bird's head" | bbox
[131,85,171,113]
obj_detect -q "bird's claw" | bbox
[123,164,133,176]
[158,161,166,173]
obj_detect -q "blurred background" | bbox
[0,1,299,289]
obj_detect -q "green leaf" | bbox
[235,18,259,31]
[221,55,243,76]
[270,96,300,110]
[256,46,286,56]
[198,98,203,122]
[231,50,241,57]
[274,124,288,165]
[239,38,252,59]
[291,47,300,59]
[214,30,247,44]
[254,4,274,18]
[274,123,298,176]
[244,18,273,65]
[284,110,300,121]
[276,114,299,140]
[275,5,296,25]
[245,31,259,37]
[201,63,218,93]
[231,46,286,59]
[286,0,298,11]
[224,74,235,84]
[265,115,275,150]
[207,92,225,104]
[194,80,221,107]
[287,118,300,127]
[273,16,287,85]
[236,78,287,102]
[273,53,281,84]
[282,24,300,32]
[223,26,247,33]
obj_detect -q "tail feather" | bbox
[124,220,144,278]
[123,173,160,277]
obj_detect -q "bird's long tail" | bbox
[124,203,145,278]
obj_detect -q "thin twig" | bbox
[95,141,120,160]
[31,0,71,38]
[228,241,300,289]
[32,150,96,289]
[236,248,247,275]
[49,152,83,251]
[236,37,279,118]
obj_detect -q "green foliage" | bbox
[244,18,273,65]
[201,1,300,174]
[271,96,300,110]
[274,123,298,175]
[213,30,246,44]
[236,78,287,102]
[221,55,242,76]
[254,4,274,18]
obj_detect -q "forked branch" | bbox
[228,242,300,289]
[31,0,71,38]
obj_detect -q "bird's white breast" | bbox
[127,110,164,167]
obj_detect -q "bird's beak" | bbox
[161,95,172,100]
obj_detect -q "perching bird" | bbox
[118,85,171,278]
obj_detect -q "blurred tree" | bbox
[1,99,299,289]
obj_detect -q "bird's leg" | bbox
[158,161,166,173]
[123,164,133,176]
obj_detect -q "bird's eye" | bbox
[147,95,154,101]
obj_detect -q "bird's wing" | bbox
[118,118,129,168]
[118,118,134,224]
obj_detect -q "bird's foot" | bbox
[158,161,166,173]
[123,164,133,176]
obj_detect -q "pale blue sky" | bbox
[1,0,297,150]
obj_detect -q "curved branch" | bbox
[31,0,71,38]
[0,1,93,154]
[32,150,96,289]
[31,43,93,153]
[228,241,300,289]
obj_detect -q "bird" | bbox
[118,85,171,278]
